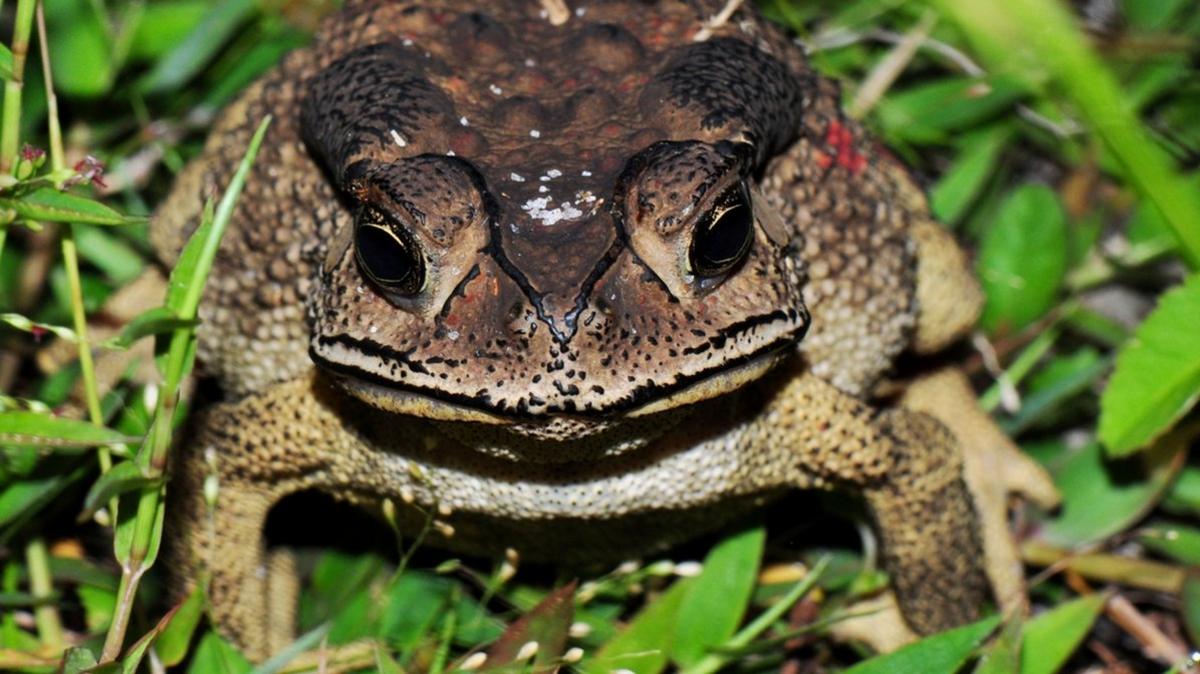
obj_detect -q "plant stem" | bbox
[36,2,109,461]
[25,537,65,650]
[0,0,37,262]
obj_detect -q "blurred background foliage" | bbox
[0,0,1199,671]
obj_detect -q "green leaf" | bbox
[0,411,134,449]
[1100,274,1200,455]
[187,631,252,674]
[81,461,159,523]
[0,188,145,226]
[1139,521,1200,565]
[972,617,1019,674]
[155,584,206,666]
[73,225,147,285]
[46,0,114,97]
[844,615,1000,674]
[1037,437,1185,546]
[930,125,1011,226]
[138,0,258,93]
[379,572,454,651]
[876,75,1027,145]
[104,306,195,350]
[1181,574,1200,648]
[585,577,695,674]
[1019,594,1106,674]
[60,646,98,674]
[671,526,765,668]
[0,44,14,80]
[129,0,211,61]
[977,185,1068,335]
[481,582,575,670]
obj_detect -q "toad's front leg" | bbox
[169,372,419,660]
[760,370,990,634]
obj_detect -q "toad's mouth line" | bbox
[309,333,801,424]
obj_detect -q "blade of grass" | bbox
[99,115,272,662]
[924,0,1200,268]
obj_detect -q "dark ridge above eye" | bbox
[355,223,425,295]
[642,38,811,161]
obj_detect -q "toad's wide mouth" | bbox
[311,334,799,426]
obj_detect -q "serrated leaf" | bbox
[0,411,134,449]
[671,526,764,668]
[843,615,1000,674]
[1019,594,1106,674]
[104,306,195,350]
[1100,274,1200,455]
[584,578,694,674]
[81,461,159,522]
[0,188,145,225]
[977,185,1068,335]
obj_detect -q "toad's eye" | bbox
[688,183,753,278]
[355,221,426,295]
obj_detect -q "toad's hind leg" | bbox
[768,372,989,634]
[866,407,990,632]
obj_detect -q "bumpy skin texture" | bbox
[159,0,1027,659]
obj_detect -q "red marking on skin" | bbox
[30,325,46,341]
[445,312,460,329]
[812,149,833,170]
[824,119,867,175]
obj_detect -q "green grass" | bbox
[2,0,1200,671]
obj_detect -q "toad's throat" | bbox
[310,332,801,426]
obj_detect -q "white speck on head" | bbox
[581,170,593,177]
[524,57,537,67]
[529,129,541,138]
[538,185,549,193]
[446,150,456,156]
[510,172,525,182]
[402,38,413,47]
[355,285,365,294]
[489,83,503,95]
[522,196,584,226]
[448,330,460,341]
[459,116,469,126]
[369,325,379,334]
[547,168,562,178]
[510,222,519,233]
[575,6,587,16]
[390,129,407,147]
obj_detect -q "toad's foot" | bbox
[899,367,1059,618]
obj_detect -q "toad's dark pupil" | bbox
[355,223,424,295]
[689,184,753,277]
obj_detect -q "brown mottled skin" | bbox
[157,0,1056,659]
